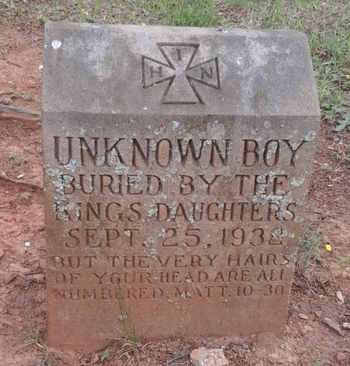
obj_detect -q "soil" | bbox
[1,25,350,366]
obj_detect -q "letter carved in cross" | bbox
[142,43,220,104]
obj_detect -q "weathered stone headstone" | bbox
[42,23,320,351]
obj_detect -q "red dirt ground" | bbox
[1,25,350,366]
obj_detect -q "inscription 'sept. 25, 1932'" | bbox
[42,23,320,352]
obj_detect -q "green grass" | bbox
[0,0,349,128]
[224,0,350,126]
[0,0,219,26]
[339,256,350,270]
[297,232,323,272]
[332,143,350,168]
[14,292,61,366]
[163,0,220,27]
[8,152,23,166]
[309,360,325,366]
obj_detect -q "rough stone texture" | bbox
[42,22,320,351]
[190,347,229,366]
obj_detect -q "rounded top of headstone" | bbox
[42,22,320,117]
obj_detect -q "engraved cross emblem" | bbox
[142,43,220,104]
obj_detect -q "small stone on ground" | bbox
[190,347,229,366]
[337,352,346,361]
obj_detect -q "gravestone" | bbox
[42,22,320,351]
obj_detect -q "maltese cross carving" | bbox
[142,43,220,104]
